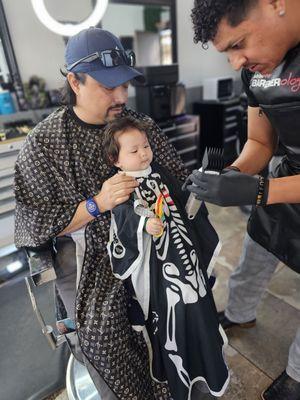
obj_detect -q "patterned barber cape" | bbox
[14,106,190,399]
[108,163,229,400]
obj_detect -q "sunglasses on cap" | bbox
[66,49,136,71]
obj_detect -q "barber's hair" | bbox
[59,72,86,106]
[191,0,258,47]
[103,116,151,166]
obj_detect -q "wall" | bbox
[2,0,239,93]
[176,0,239,88]
[2,0,93,90]
[101,4,144,37]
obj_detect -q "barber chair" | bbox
[0,245,69,400]
[24,237,100,400]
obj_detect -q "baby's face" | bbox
[115,128,153,171]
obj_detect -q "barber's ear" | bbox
[114,161,121,168]
[268,0,286,14]
[67,73,81,95]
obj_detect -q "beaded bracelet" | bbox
[256,176,269,206]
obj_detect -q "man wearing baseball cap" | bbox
[14,27,188,399]
[63,26,145,125]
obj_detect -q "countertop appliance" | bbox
[133,64,186,121]
[203,76,235,101]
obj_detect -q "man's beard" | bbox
[104,104,125,122]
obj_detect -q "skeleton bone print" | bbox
[108,163,229,400]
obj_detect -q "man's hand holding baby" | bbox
[95,172,138,212]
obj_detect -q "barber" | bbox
[188,1,300,399]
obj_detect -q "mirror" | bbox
[0,0,177,104]
[101,2,175,66]
[0,37,10,85]
[0,1,27,110]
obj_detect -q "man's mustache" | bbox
[108,104,125,112]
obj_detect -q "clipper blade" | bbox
[204,147,224,173]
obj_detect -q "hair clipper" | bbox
[185,148,224,219]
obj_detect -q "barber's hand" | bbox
[94,172,138,212]
[186,169,260,207]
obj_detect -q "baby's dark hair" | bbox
[191,0,258,47]
[103,116,151,165]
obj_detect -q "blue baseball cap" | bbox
[65,27,144,88]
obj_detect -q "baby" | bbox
[109,117,164,237]
[103,116,229,400]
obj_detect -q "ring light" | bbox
[31,0,109,36]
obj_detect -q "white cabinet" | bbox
[0,138,24,247]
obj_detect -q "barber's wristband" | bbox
[86,197,101,218]
[256,176,269,206]
[226,165,241,172]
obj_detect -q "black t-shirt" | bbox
[241,68,259,107]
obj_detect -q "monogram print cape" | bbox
[108,163,229,400]
[14,106,226,399]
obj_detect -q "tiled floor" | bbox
[208,205,300,399]
[49,205,300,400]
[46,389,68,400]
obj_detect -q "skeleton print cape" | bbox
[108,163,229,400]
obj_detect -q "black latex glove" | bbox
[185,169,260,207]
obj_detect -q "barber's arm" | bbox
[58,172,138,235]
[235,108,300,204]
[267,175,300,204]
[231,106,277,174]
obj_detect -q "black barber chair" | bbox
[0,245,69,400]
[23,237,100,400]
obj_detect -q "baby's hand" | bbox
[146,217,164,237]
